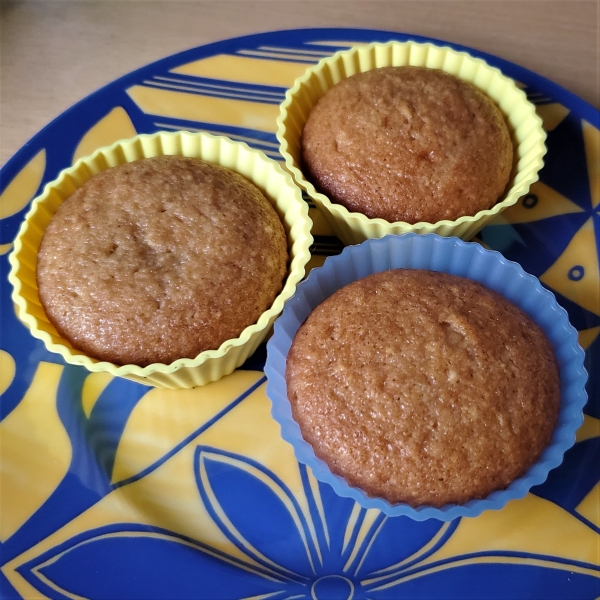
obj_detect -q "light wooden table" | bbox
[1,0,598,166]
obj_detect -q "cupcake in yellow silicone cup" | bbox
[277,41,547,245]
[8,131,313,389]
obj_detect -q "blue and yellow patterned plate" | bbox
[0,29,598,599]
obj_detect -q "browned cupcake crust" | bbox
[301,66,514,224]
[37,156,288,367]
[285,270,560,508]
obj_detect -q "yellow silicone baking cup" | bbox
[8,131,313,389]
[277,41,547,244]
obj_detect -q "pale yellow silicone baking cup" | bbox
[277,41,547,244]
[8,131,313,389]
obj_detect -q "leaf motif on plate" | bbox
[111,370,265,485]
[72,106,137,164]
[0,362,69,543]
[18,525,289,600]
[0,149,46,221]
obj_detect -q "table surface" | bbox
[1,0,598,167]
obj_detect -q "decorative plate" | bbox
[0,28,598,600]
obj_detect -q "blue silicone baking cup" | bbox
[264,234,588,521]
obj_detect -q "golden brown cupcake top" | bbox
[37,156,288,367]
[301,66,514,224]
[285,269,560,507]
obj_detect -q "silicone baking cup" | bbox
[264,234,588,520]
[8,131,313,389]
[277,41,547,245]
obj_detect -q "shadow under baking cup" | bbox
[277,41,547,245]
[264,234,588,520]
[8,131,313,389]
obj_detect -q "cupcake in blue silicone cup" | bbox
[264,234,588,521]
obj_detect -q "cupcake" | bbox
[9,132,313,389]
[36,155,289,368]
[301,66,513,224]
[285,269,559,509]
[265,234,588,520]
[277,41,547,244]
